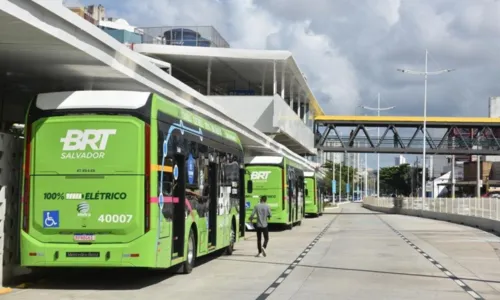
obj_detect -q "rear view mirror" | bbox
[247,180,253,193]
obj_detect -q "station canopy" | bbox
[131,43,325,117]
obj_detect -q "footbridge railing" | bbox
[362,197,500,232]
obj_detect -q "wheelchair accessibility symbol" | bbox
[43,210,59,228]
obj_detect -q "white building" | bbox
[395,155,406,166]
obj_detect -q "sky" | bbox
[67,0,500,170]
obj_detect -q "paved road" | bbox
[5,203,500,299]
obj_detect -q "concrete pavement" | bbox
[5,204,500,299]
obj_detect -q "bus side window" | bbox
[247,180,253,193]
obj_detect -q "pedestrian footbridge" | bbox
[315,115,500,155]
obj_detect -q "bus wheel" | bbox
[297,220,302,226]
[181,229,196,274]
[225,223,236,255]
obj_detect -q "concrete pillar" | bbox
[0,133,27,286]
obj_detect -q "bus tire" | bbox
[287,223,293,230]
[181,228,196,274]
[225,221,236,255]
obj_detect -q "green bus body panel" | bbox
[244,158,305,226]
[304,175,325,216]
[29,116,145,244]
[21,92,244,268]
[304,177,316,213]
[153,94,242,148]
[244,166,288,224]
[33,115,144,175]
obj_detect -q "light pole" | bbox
[397,49,455,210]
[359,96,396,200]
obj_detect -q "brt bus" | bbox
[244,156,306,229]
[304,171,326,217]
[20,91,246,274]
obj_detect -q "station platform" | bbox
[315,115,500,155]
[4,203,500,299]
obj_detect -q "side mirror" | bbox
[305,189,309,196]
[247,180,253,193]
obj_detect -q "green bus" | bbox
[244,156,307,229]
[304,171,326,217]
[20,90,246,273]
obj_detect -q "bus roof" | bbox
[35,91,151,110]
[34,90,242,147]
[245,156,283,165]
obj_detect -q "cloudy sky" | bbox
[68,0,500,170]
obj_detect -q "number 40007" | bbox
[97,214,133,223]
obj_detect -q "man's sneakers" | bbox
[255,248,267,257]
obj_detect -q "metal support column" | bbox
[273,60,277,95]
[303,103,309,125]
[207,58,212,95]
[451,155,456,199]
[261,66,266,96]
[281,61,286,99]
[364,151,368,197]
[476,156,481,198]
[339,153,343,200]
[297,92,301,119]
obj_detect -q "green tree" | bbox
[379,164,412,196]
[321,160,359,197]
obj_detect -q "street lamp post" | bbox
[359,96,396,201]
[397,49,455,210]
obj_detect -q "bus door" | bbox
[239,167,246,237]
[295,180,299,220]
[172,154,186,258]
[287,180,293,224]
[208,162,218,247]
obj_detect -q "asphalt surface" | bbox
[5,203,500,300]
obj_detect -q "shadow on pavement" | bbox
[220,258,500,285]
[19,250,225,291]
[324,212,383,215]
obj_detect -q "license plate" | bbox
[73,234,95,242]
[66,252,100,258]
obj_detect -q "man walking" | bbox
[249,195,272,257]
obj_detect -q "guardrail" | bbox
[362,196,500,233]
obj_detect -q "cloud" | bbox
[79,0,361,114]
[266,21,360,113]
[78,0,500,169]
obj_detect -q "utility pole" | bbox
[359,95,396,200]
[339,153,342,202]
[397,49,455,210]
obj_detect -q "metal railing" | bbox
[364,197,500,220]
[138,26,230,48]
